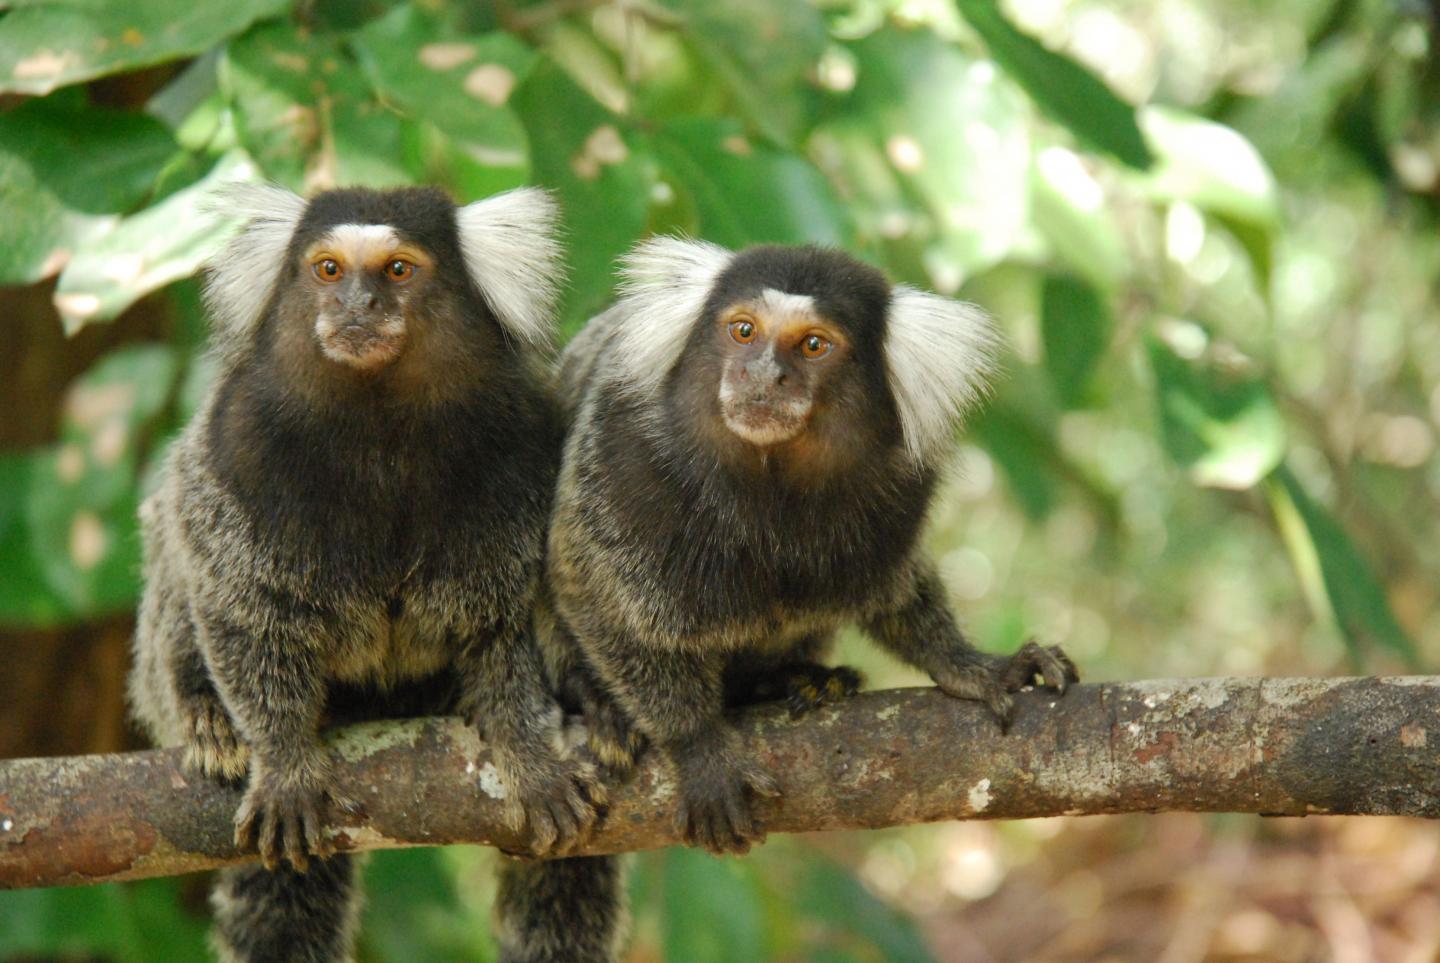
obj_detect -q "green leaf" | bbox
[0,885,134,959]
[26,344,178,619]
[1268,467,1418,665]
[0,454,71,627]
[53,150,257,333]
[0,878,207,963]
[0,339,189,628]
[1140,106,1278,222]
[351,5,535,198]
[1226,35,1371,175]
[665,0,828,146]
[793,857,935,963]
[954,0,1152,169]
[1030,146,1128,290]
[514,60,653,335]
[222,22,408,191]
[649,117,852,249]
[360,849,494,963]
[147,50,220,128]
[1041,273,1112,408]
[1138,106,1279,283]
[536,18,631,119]
[662,849,768,963]
[807,122,910,251]
[0,0,289,95]
[0,93,177,286]
[1146,329,1285,490]
[112,879,211,963]
[970,396,1060,519]
[147,50,230,152]
[828,27,1030,287]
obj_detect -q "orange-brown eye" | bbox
[386,259,414,282]
[800,333,831,359]
[314,258,342,282]
[730,317,757,344]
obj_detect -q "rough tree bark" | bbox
[3,676,1439,890]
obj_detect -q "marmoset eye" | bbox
[730,317,757,344]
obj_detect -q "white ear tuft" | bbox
[456,187,564,348]
[608,236,734,393]
[202,182,306,338]
[885,285,1000,464]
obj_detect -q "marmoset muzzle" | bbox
[718,354,813,446]
[315,279,408,372]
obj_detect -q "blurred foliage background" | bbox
[2,0,1439,959]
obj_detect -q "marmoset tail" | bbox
[540,239,1078,856]
[128,183,613,962]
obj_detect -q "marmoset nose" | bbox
[336,288,379,312]
[743,355,785,387]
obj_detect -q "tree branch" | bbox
[4,676,1439,890]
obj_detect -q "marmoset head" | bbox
[691,246,890,449]
[608,239,998,473]
[289,191,442,371]
[203,183,562,394]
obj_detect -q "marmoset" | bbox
[128,183,605,963]
[535,239,1079,860]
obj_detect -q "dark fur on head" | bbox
[130,183,612,963]
[541,238,1078,857]
[296,186,460,250]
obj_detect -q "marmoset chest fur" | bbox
[549,380,936,650]
[192,436,545,684]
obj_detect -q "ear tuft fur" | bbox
[202,182,306,340]
[456,187,565,348]
[607,236,734,393]
[885,286,1000,464]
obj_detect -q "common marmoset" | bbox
[128,183,605,963]
[537,239,1079,859]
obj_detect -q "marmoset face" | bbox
[207,184,560,408]
[667,246,893,471]
[708,288,851,447]
[300,223,434,372]
[620,240,997,479]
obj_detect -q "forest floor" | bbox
[921,814,1440,963]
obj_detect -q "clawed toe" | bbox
[934,640,1079,731]
[1003,640,1080,693]
[674,742,780,857]
[234,777,339,873]
[784,665,864,719]
[185,702,249,785]
[501,755,607,858]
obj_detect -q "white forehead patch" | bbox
[755,288,816,324]
[885,285,999,464]
[321,224,401,263]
